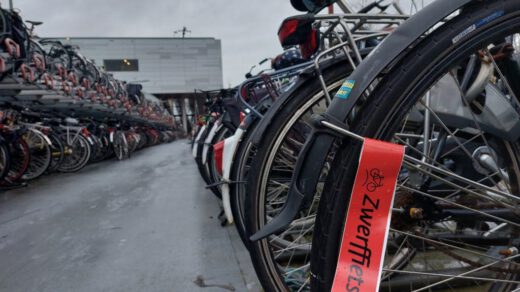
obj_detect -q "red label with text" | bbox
[332,138,404,292]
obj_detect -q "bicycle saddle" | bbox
[64,117,79,125]
[26,20,43,26]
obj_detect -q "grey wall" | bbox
[57,37,223,94]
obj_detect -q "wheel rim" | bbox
[254,79,343,291]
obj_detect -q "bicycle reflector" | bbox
[81,128,90,137]
[278,15,319,60]
[213,140,224,175]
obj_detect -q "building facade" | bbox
[55,37,224,131]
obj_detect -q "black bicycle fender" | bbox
[251,0,474,241]
[250,128,335,241]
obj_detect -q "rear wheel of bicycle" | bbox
[230,122,259,246]
[22,129,51,180]
[0,142,10,181]
[3,137,30,183]
[312,1,520,290]
[57,133,91,173]
[246,61,352,292]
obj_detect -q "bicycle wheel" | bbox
[229,121,259,246]
[4,136,30,183]
[0,141,10,181]
[207,124,233,199]
[100,134,113,160]
[57,132,91,172]
[246,61,352,292]
[89,134,106,163]
[127,132,138,154]
[192,125,205,157]
[195,123,213,185]
[312,1,520,290]
[22,129,51,180]
[113,131,128,161]
[47,132,64,173]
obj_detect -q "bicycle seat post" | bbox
[25,20,43,37]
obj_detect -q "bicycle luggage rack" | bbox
[236,12,409,116]
[237,61,314,117]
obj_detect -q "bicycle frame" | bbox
[58,124,88,146]
[251,0,475,241]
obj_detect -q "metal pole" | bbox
[181,98,188,134]
[9,0,13,10]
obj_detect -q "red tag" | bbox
[332,138,404,292]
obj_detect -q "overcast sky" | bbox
[10,0,303,87]
[10,0,433,87]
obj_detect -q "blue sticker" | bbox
[476,10,504,28]
[335,79,355,100]
[453,10,504,44]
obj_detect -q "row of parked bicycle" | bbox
[194,0,520,291]
[0,7,176,188]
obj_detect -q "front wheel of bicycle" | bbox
[113,131,128,161]
[312,1,520,291]
[22,129,51,180]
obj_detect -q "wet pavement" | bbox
[0,140,260,292]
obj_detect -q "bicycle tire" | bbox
[246,61,353,292]
[113,131,128,161]
[57,133,91,172]
[4,136,30,183]
[47,132,64,173]
[0,141,10,181]
[311,1,520,290]
[22,129,51,180]
[195,123,213,186]
[229,120,259,246]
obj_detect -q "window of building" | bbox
[103,59,139,71]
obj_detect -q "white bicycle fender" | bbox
[30,128,53,146]
[221,128,244,224]
[109,132,115,143]
[192,125,206,158]
[202,123,221,165]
